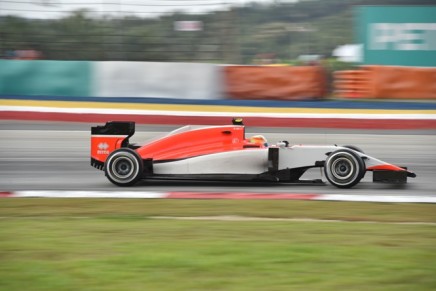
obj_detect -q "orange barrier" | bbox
[333,70,372,99]
[334,66,436,99]
[363,66,436,99]
[224,66,327,100]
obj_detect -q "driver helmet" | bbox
[249,135,268,146]
[232,117,244,125]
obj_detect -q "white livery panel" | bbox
[153,149,269,175]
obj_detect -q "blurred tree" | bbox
[0,0,433,63]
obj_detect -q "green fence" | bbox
[0,60,91,97]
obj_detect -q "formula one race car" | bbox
[90,119,416,188]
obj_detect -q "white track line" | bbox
[2,191,436,203]
[1,215,434,226]
[319,194,436,203]
[2,106,436,120]
[151,216,436,226]
[8,191,166,199]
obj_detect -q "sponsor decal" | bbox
[97,142,110,155]
[370,23,436,51]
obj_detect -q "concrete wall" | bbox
[0,60,222,100]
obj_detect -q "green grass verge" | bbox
[1,199,436,223]
[1,199,436,290]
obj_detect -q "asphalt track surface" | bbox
[1,121,435,197]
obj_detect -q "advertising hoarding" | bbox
[356,6,436,67]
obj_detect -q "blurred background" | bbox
[0,0,435,100]
[1,3,436,289]
[1,0,342,64]
[0,0,431,65]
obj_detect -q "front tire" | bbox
[324,149,365,188]
[342,145,364,154]
[104,148,143,186]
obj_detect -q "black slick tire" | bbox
[342,145,364,154]
[324,149,365,189]
[104,148,143,186]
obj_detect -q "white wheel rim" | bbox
[331,157,354,180]
[106,152,140,184]
[326,152,360,186]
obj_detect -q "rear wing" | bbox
[91,121,135,170]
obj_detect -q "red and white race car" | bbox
[90,119,416,188]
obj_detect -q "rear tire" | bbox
[324,149,365,188]
[104,148,143,186]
